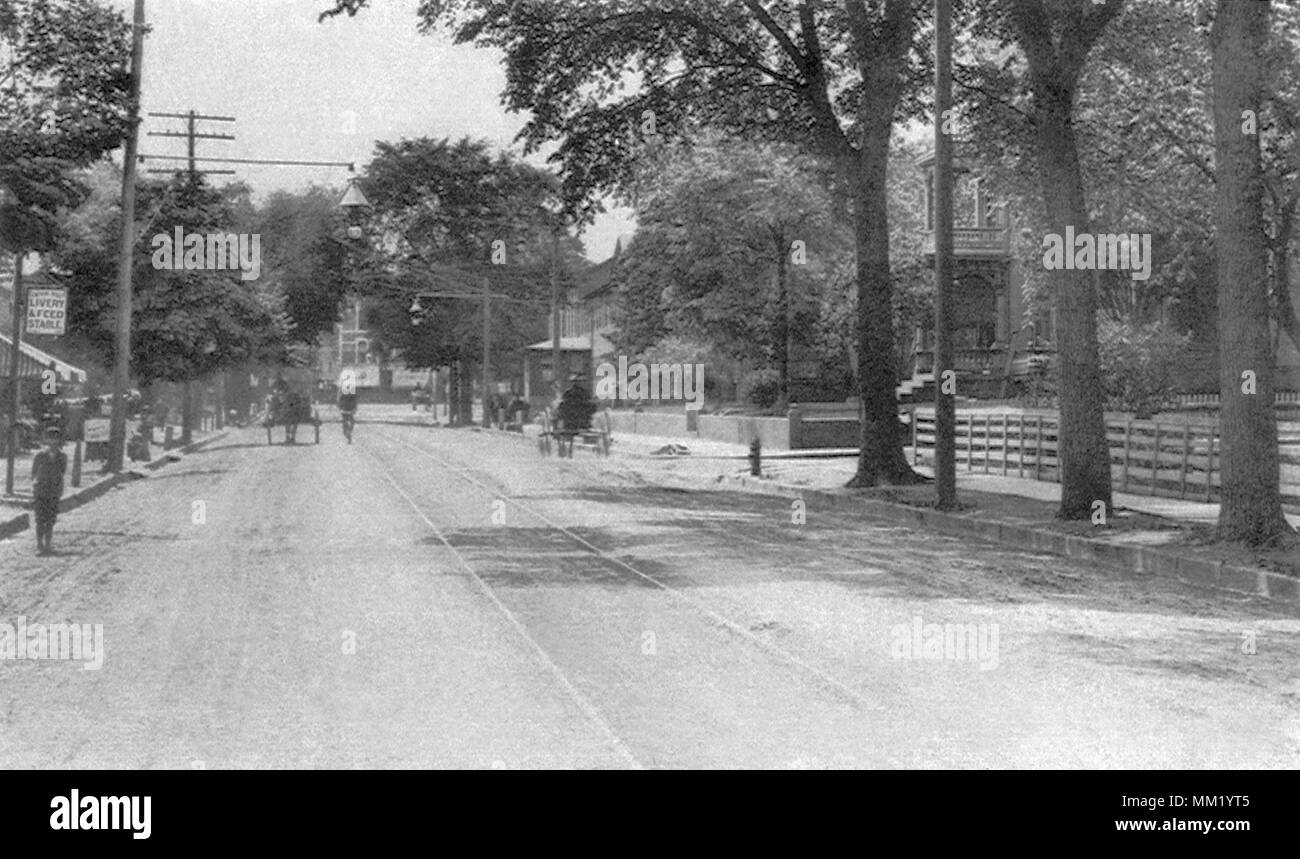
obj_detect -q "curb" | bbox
[0,430,229,541]
[714,473,1299,608]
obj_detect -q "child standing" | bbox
[31,427,67,555]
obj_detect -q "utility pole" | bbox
[145,110,236,445]
[107,0,145,474]
[145,110,236,179]
[482,276,491,427]
[550,229,562,400]
[934,0,957,510]
[4,253,23,495]
[3,21,23,494]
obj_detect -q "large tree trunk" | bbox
[1211,0,1294,545]
[847,124,924,487]
[1034,88,1113,519]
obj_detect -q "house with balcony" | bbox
[896,152,1051,402]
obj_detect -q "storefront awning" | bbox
[0,334,88,383]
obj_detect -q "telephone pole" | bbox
[106,0,145,474]
[143,110,236,444]
[482,277,492,428]
[550,229,563,399]
[934,0,957,509]
[139,119,355,434]
[4,253,24,496]
[145,111,236,179]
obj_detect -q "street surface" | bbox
[2,417,1298,768]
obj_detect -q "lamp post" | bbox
[337,176,372,397]
[542,202,568,403]
[339,176,371,233]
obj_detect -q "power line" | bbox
[143,109,236,179]
[138,154,356,170]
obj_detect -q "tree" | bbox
[0,0,132,251]
[618,135,848,407]
[322,0,931,486]
[349,137,575,422]
[253,187,352,346]
[1064,0,1300,380]
[960,0,1125,518]
[51,171,289,410]
[1211,0,1296,546]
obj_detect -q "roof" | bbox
[527,336,594,352]
[576,256,618,301]
[526,331,618,358]
[576,235,633,301]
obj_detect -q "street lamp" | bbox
[339,176,371,240]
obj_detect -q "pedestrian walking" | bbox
[338,387,358,443]
[31,426,68,555]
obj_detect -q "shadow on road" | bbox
[483,482,1294,621]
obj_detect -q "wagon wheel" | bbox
[537,410,552,456]
[599,410,612,456]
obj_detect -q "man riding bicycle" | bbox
[338,388,358,443]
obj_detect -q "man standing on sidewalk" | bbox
[31,426,67,555]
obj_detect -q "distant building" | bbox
[521,238,624,409]
[908,151,1300,397]
[317,295,386,389]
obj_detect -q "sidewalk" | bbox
[603,429,1299,525]
[0,426,228,540]
[583,429,1300,605]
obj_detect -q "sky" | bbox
[108,0,636,262]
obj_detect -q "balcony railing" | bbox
[921,226,1010,259]
[913,347,1057,378]
[913,348,1007,375]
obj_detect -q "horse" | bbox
[264,390,311,444]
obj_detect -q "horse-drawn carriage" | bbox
[263,382,321,444]
[537,406,612,457]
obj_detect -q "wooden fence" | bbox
[910,411,1300,506]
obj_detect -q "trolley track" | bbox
[368,427,886,716]
[359,440,644,769]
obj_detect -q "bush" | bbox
[737,367,782,410]
[1097,316,1191,418]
